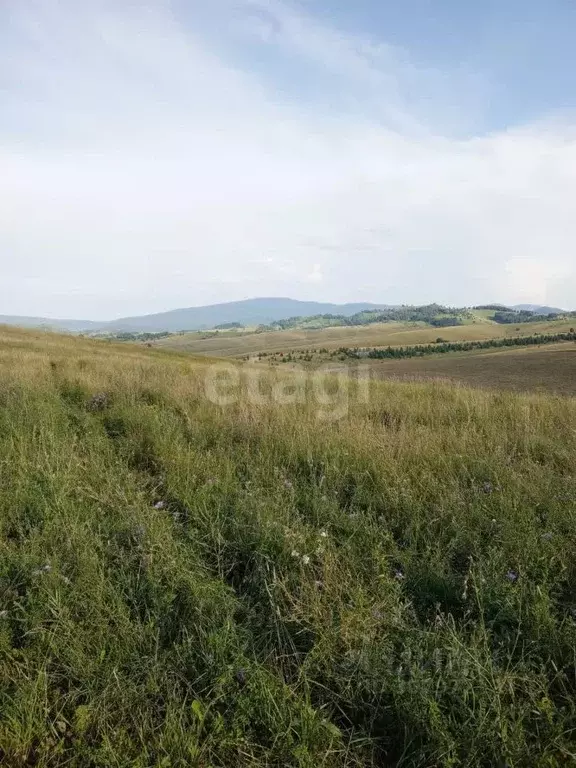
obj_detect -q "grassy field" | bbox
[2,325,576,766]
[329,343,576,396]
[154,318,576,358]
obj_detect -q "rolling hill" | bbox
[513,304,565,314]
[0,315,101,332]
[1,299,571,335]
[1,298,389,334]
[101,298,390,332]
[2,324,576,765]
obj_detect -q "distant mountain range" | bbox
[0,299,568,334]
[0,315,101,332]
[0,298,390,334]
[513,304,566,315]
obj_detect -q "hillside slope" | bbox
[1,298,388,334]
[155,316,576,357]
[103,297,389,332]
[513,304,565,314]
[0,315,100,332]
[3,300,571,334]
[1,326,576,766]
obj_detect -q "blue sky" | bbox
[183,0,576,134]
[1,0,575,318]
[300,0,576,130]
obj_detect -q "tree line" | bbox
[336,332,576,360]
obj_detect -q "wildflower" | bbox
[154,501,166,510]
[291,550,300,559]
[491,518,497,525]
[319,530,328,538]
[32,563,52,577]
[302,555,310,565]
[394,569,405,581]
[505,570,519,583]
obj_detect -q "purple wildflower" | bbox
[505,570,519,583]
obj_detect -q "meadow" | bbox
[154,317,576,358]
[2,325,576,766]
[265,342,576,397]
[355,343,576,396]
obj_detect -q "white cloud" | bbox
[236,0,490,135]
[307,264,323,283]
[0,0,575,318]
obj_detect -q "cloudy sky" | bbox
[1,0,575,319]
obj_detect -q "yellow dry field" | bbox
[155,318,576,358]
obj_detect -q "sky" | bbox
[1,0,575,319]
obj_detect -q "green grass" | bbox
[2,326,576,766]
[468,310,498,324]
